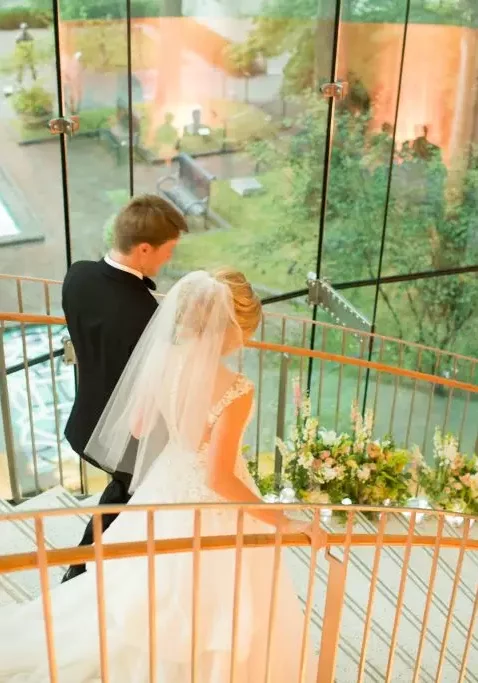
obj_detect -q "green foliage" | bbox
[240,84,478,357]
[12,84,53,116]
[0,6,51,30]
[247,460,277,496]
[419,429,478,515]
[29,0,162,20]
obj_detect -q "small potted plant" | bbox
[12,84,53,128]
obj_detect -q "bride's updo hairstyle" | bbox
[213,268,262,344]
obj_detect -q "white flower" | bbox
[322,466,337,482]
[364,408,374,435]
[320,429,338,447]
[357,466,371,482]
[275,438,289,459]
[305,417,319,441]
[298,454,312,469]
[302,396,311,418]
[335,465,345,481]
[443,441,458,464]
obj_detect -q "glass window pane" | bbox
[308,284,377,431]
[320,0,409,282]
[0,12,66,309]
[382,3,478,275]
[132,0,338,295]
[373,274,478,457]
[59,1,131,262]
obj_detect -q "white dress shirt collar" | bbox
[104,255,143,280]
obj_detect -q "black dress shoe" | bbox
[61,564,86,583]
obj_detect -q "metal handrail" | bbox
[1,311,476,394]
[1,503,478,576]
[1,269,477,364]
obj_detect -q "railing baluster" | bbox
[316,327,328,419]
[357,512,387,683]
[274,353,289,486]
[405,348,422,447]
[334,330,346,432]
[372,338,385,418]
[458,360,475,450]
[299,320,307,388]
[44,282,64,487]
[297,509,321,683]
[388,341,404,435]
[355,334,366,404]
[385,511,416,683]
[230,509,245,683]
[458,578,478,683]
[264,521,283,683]
[35,515,58,683]
[316,511,354,683]
[422,352,442,457]
[147,510,157,683]
[93,512,109,682]
[254,317,265,466]
[191,509,201,683]
[435,518,471,682]
[0,321,21,501]
[442,355,458,435]
[16,280,41,493]
[412,515,445,683]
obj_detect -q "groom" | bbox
[62,194,187,582]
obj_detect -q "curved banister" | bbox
[2,270,477,365]
[1,311,477,393]
[2,533,478,575]
[0,312,66,326]
[0,502,477,574]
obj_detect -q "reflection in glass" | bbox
[131,0,337,295]
[0,7,65,301]
[58,0,131,262]
[370,274,478,458]
[383,1,478,275]
[320,0,409,283]
[375,273,478,359]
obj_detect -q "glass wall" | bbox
[0,0,477,362]
[0,5,66,312]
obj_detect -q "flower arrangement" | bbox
[418,429,478,517]
[275,385,412,508]
[247,381,478,526]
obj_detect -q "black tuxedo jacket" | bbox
[62,259,158,470]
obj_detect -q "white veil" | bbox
[85,270,240,492]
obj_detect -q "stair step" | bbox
[0,486,90,598]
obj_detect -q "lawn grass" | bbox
[172,170,313,293]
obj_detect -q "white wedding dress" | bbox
[0,375,317,683]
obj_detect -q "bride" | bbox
[0,268,317,682]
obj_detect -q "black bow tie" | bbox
[143,276,156,291]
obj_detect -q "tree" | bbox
[242,84,478,356]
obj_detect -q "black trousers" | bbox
[62,470,132,582]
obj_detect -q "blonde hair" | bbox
[213,268,262,340]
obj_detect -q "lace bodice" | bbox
[206,374,255,429]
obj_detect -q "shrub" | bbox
[0,7,52,30]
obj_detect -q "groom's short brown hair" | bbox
[113,194,188,253]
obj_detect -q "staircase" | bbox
[1,487,477,681]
